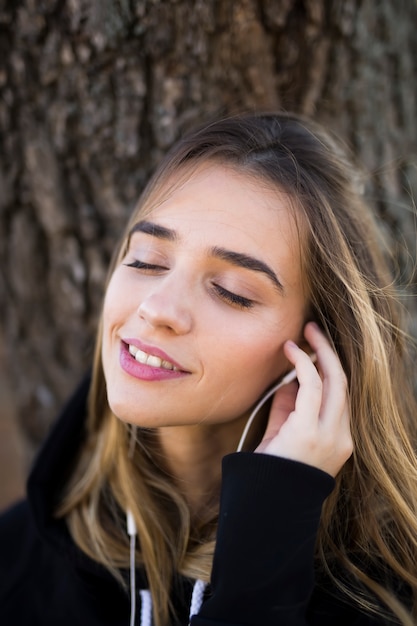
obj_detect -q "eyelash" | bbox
[125,260,167,271]
[125,260,255,309]
[212,283,254,309]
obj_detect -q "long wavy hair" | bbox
[58,112,417,626]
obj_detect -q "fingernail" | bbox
[286,340,298,350]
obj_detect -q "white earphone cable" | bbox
[139,589,152,626]
[188,579,207,623]
[127,509,138,626]
[237,355,317,452]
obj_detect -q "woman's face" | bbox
[102,163,308,428]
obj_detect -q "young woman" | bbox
[1,112,417,626]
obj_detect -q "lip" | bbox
[119,339,190,382]
[123,338,187,371]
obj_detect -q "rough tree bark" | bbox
[0,0,416,462]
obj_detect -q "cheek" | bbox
[216,312,305,383]
[238,337,286,384]
[206,322,288,387]
[102,272,136,328]
[205,340,285,422]
[102,274,119,321]
[212,324,298,416]
[101,283,132,366]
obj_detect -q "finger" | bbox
[304,322,349,425]
[283,339,323,427]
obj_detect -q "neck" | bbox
[156,416,248,517]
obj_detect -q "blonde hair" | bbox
[58,112,417,626]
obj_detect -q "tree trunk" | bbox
[0,0,416,464]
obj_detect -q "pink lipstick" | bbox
[119,339,189,381]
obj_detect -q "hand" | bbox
[255,322,353,477]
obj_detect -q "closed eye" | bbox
[213,283,254,309]
[125,259,168,272]
[125,261,254,308]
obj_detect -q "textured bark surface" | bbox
[0,0,416,461]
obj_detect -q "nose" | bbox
[137,278,193,335]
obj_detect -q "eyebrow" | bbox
[129,220,284,294]
[129,220,178,241]
[210,247,284,294]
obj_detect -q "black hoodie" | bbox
[0,376,403,625]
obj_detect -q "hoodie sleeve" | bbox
[191,452,334,626]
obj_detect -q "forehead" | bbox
[143,163,299,245]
